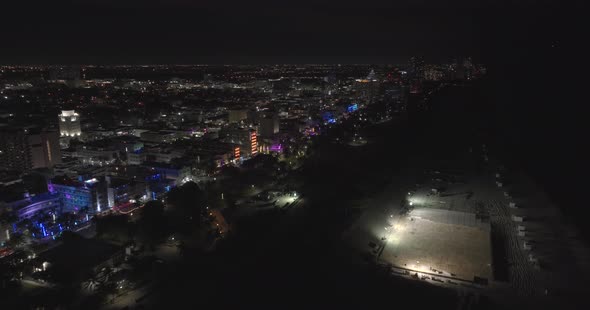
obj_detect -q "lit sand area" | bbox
[381,208,492,281]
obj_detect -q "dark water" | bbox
[481,67,589,243]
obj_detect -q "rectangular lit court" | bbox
[381,208,492,282]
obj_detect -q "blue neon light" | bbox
[322,111,334,122]
[347,104,358,112]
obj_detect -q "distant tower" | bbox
[354,69,380,104]
[58,110,81,137]
[462,57,474,80]
[409,56,426,79]
[367,69,377,81]
[258,113,279,138]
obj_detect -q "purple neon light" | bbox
[270,144,283,152]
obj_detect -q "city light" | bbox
[0,58,500,306]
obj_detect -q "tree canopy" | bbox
[136,200,167,247]
[94,214,133,244]
[166,181,206,236]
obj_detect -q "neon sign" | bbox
[250,132,258,155]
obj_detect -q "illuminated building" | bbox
[75,144,119,166]
[234,146,241,161]
[220,127,258,157]
[354,70,380,104]
[0,129,31,172]
[16,193,61,219]
[49,177,111,214]
[250,131,258,156]
[58,110,82,137]
[105,176,147,208]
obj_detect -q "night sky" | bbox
[1,1,585,65]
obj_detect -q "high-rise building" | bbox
[58,110,82,137]
[463,57,474,80]
[354,70,380,104]
[258,114,279,138]
[219,127,258,157]
[49,176,110,214]
[409,56,426,79]
[28,130,62,169]
[0,128,62,173]
[228,109,248,124]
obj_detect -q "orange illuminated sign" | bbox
[250,132,258,155]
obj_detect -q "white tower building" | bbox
[58,110,81,137]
